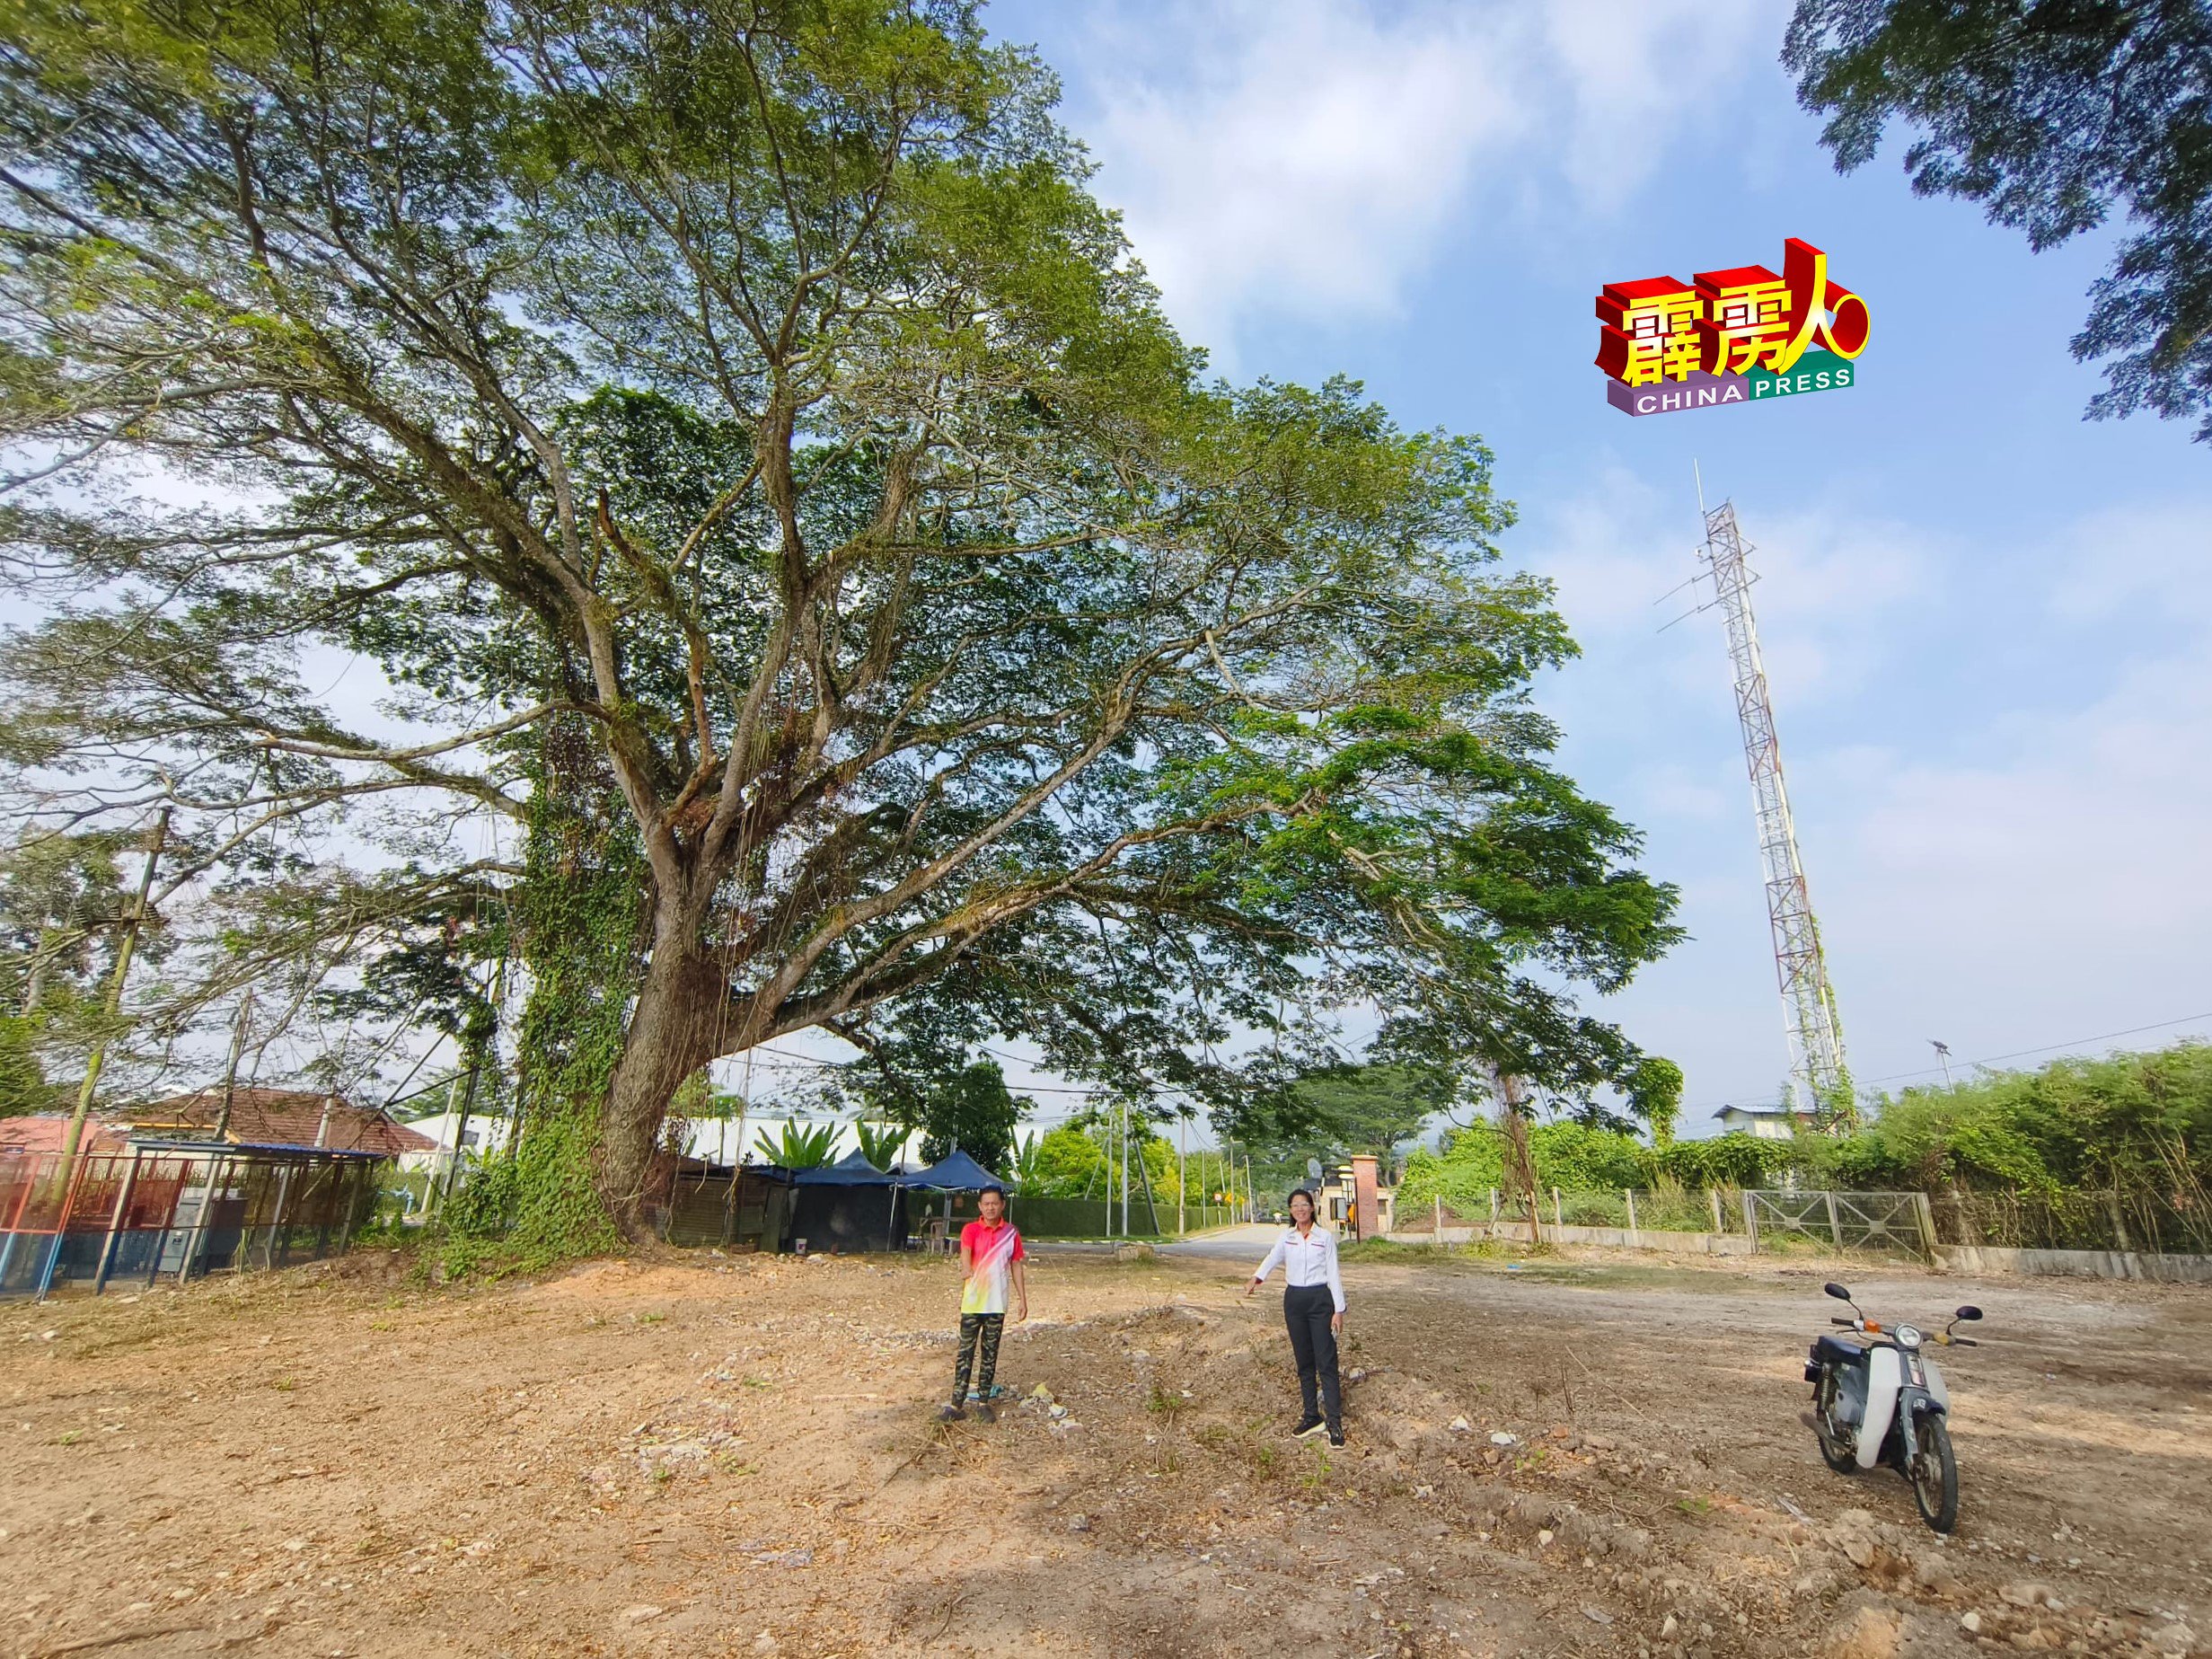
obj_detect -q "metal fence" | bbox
[1740,1188,1934,1256]
[1397,1186,1938,1257]
[1412,1187,1747,1238]
[1399,1182,2208,1263]
[0,1142,385,1299]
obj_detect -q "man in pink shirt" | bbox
[941,1183,1027,1423]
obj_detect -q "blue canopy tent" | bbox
[792,1149,892,1184]
[905,1150,1000,1190]
[786,1149,910,1250]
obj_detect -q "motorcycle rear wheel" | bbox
[1908,1415,1959,1533]
[1813,1372,1856,1474]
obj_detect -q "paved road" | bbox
[1159,1222,1279,1262]
[1029,1223,1278,1263]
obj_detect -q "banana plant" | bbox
[851,1117,906,1170]
[1008,1131,1045,1195]
[753,1120,838,1169]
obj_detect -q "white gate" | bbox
[1741,1189,1935,1258]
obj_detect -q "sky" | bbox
[933,0,2212,1136]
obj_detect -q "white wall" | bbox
[396,1114,923,1172]
[396,1111,513,1171]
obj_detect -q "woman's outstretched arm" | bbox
[1244,1235,1288,1293]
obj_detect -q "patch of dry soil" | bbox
[1,1245,2207,1658]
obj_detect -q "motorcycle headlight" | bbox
[1895,1324,1923,1350]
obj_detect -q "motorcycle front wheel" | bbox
[1908,1415,1959,1533]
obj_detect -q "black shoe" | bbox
[974,1399,997,1424]
[938,1401,967,1422]
[1291,1414,1326,1441]
[1326,1425,1347,1449]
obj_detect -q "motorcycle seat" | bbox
[1815,1333,1866,1367]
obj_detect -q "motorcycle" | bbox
[1804,1282,1982,1532]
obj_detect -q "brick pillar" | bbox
[1350,1154,1380,1242]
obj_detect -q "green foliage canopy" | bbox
[1785,0,2212,439]
[0,0,1679,1236]
[1392,1043,2212,1227]
[1287,1062,1451,1160]
[916,1058,1030,1172]
[1805,1042,2212,1196]
[1396,1121,1788,1211]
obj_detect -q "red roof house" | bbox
[130,1087,436,1156]
[0,1116,130,1155]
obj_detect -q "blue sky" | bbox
[975,0,2212,1131]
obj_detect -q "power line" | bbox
[1856,1010,2212,1088]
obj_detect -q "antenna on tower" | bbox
[1697,496,1855,1129]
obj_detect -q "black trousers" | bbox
[1282,1284,1342,1428]
[952,1311,1005,1400]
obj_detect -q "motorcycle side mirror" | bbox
[1954,1305,1982,1321]
[1823,1282,1852,1302]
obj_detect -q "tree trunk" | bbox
[1496,1072,1543,1246]
[596,943,727,1240]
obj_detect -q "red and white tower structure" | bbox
[1700,499,1854,1125]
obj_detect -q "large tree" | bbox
[1785,0,2212,440]
[0,0,1680,1240]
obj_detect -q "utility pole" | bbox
[1131,1117,1162,1236]
[1177,1114,1186,1237]
[1118,1100,1130,1238]
[1930,1040,1954,1089]
[62,805,171,1164]
[1698,499,1853,1127]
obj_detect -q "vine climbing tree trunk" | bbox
[1496,1072,1543,1246]
[597,941,727,1240]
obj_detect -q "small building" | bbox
[1,1091,415,1298]
[1714,1105,1816,1142]
[658,1162,798,1253]
[1316,1154,1394,1242]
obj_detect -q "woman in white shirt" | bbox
[1243,1188,1347,1447]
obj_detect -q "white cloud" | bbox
[1053,0,1778,351]
[1821,611,2212,1089]
[1529,465,1939,704]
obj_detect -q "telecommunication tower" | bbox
[1698,499,1853,1126]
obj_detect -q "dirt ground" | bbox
[2,1238,2208,1659]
